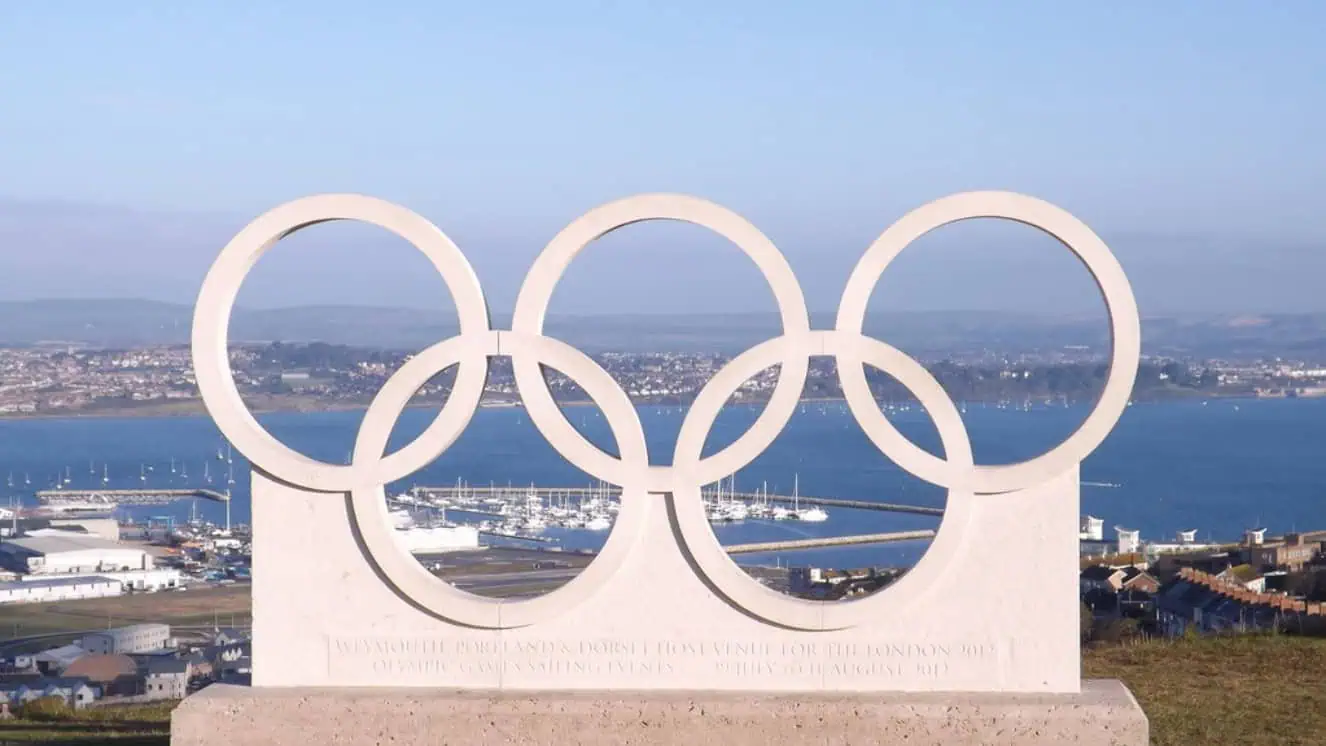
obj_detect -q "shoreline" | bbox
[0,391,1293,424]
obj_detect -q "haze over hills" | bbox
[1,298,1324,359]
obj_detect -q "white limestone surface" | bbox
[192,191,1141,694]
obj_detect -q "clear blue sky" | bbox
[0,2,1323,316]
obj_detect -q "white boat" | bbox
[795,507,829,522]
[395,524,480,553]
[585,514,612,531]
[387,508,414,530]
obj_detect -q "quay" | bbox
[409,485,942,517]
[723,530,937,555]
[35,488,232,505]
[757,494,943,517]
[479,531,554,544]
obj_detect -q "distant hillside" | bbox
[1,298,1325,358]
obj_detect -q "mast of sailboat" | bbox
[793,473,800,512]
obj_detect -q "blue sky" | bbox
[1,2,1323,316]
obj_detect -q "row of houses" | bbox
[1080,528,1326,639]
[1156,566,1326,636]
[0,625,251,710]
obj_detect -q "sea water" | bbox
[1,398,1322,569]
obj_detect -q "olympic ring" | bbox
[192,194,491,493]
[836,191,1141,495]
[192,190,1141,630]
[673,331,976,630]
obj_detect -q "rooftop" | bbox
[0,534,129,555]
[86,623,169,639]
[145,658,188,675]
[0,575,120,591]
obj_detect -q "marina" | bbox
[406,474,941,530]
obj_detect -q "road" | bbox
[445,567,583,591]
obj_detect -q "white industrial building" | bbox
[81,623,172,655]
[395,525,481,553]
[0,534,153,575]
[0,576,122,605]
[19,568,182,592]
[44,519,121,541]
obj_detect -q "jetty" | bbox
[35,488,231,506]
[723,530,937,555]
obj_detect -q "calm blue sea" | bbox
[1,398,1323,569]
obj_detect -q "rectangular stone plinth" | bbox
[171,680,1148,746]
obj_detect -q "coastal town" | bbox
[2,342,1326,417]
[1078,521,1326,642]
[0,505,253,712]
[0,489,1324,713]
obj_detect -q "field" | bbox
[0,586,251,653]
[1084,633,1326,746]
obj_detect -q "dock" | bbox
[723,530,937,555]
[409,485,942,517]
[479,531,554,544]
[35,488,231,505]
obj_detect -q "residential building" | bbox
[1079,516,1104,541]
[1115,527,1141,555]
[1246,533,1320,571]
[1218,564,1267,592]
[1119,567,1160,594]
[1080,565,1125,593]
[0,678,98,709]
[144,659,189,700]
[62,655,141,697]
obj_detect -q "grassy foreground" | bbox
[1084,633,1326,746]
[2,634,1322,744]
[0,703,173,744]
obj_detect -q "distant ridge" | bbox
[0,298,1323,357]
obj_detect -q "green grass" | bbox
[1085,633,1326,745]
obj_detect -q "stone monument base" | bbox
[172,680,1148,745]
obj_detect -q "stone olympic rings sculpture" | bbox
[192,191,1141,631]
